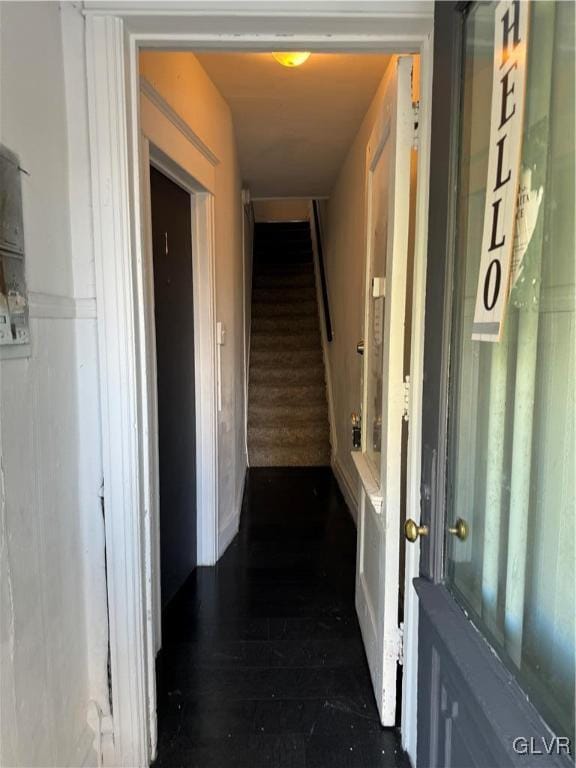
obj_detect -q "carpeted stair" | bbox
[248,222,331,467]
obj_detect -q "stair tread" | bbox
[249,444,331,468]
[253,273,315,285]
[252,287,317,302]
[254,264,314,275]
[249,385,327,406]
[251,324,320,334]
[252,302,317,318]
[249,424,329,442]
[251,317,319,334]
[250,349,323,364]
[249,385,325,397]
[249,373,325,389]
[249,402,327,415]
[250,333,320,351]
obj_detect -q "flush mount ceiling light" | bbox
[272,52,311,68]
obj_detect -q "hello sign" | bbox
[472,0,529,342]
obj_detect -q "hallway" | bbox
[154,469,409,768]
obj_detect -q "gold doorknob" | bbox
[356,340,364,355]
[448,518,469,541]
[404,518,428,543]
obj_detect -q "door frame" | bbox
[140,139,218,660]
[84,5,433,765]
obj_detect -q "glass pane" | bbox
[365,146,389,480]
[446,0,575,742]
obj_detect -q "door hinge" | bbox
[398,623,404,665]
[412,101,420,150]
[402,375,410,422]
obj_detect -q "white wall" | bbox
[323,57,399,514]
[139,52,246,557]
[0,3,108,766]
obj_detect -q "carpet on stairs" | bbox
[248,222,331,467]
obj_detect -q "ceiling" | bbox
[194,52,391,198]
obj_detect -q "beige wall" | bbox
[253,198,311,222]
[139,52,246,554]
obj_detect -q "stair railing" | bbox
[312,199,333,343]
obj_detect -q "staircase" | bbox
[248,221,331,467]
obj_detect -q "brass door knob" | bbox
[356,340,364,355]
[448,518,469,541]
[405,518,428,542]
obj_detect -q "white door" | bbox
[352,55,413,726]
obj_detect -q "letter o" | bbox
[483,258,502,311]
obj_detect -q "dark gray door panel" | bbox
[416,581,573,768]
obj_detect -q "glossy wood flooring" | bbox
[153,468,409,768]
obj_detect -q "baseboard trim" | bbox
[68,721,98,768]
[332,455,359,526]
[218,512,239,559]
[218,467,246,559]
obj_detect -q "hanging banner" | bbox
[472,0,529,342]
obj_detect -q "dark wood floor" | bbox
[153,467,409,768]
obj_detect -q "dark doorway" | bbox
[150,165,197,608]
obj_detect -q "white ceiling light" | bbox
[272,52,311,68]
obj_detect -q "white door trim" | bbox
[140,139,220,645]
[84,7,433,766]
[85,16,150,767]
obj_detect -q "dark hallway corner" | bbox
[153,468,409,768]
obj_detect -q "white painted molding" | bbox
[85,14,150,767]
[218,512,240,559]
[191,192,220,566]
[332,455,359,526]
[140,77,219,167]
[85,1,433,12]
[28,292,97,319]
[218,466,246,558]
[143,144,220,570]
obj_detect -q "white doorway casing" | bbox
[140,139,219,654]
[84,4,433,766]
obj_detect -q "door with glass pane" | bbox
[413,2,574,766]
